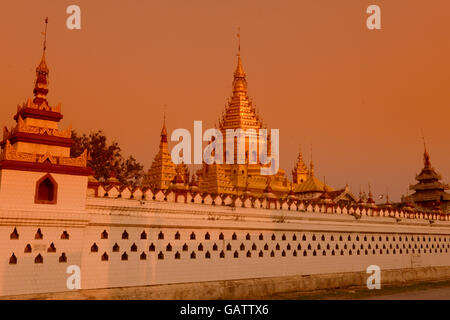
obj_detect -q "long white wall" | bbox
[1,197,449,296]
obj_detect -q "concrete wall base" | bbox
[3,266,450,300]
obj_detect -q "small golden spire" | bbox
[160,107,168,142]
[292,145,308,184]
[309,144,314,177]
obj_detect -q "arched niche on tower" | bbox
[34,173,58,204]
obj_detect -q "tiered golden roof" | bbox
[3,116,71,141]
[407,147,450,212]
[292,150,309,185]
[218,52,262,131]
[33,52,50,106]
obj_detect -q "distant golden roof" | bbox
[293,175,334,193]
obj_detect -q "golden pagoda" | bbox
[197,38,290,197]
[143,118,177,190]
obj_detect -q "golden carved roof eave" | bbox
[2,115,72,141]
[0,139,88,168]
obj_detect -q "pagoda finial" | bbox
[237,27,241,54]
[160,107,168,143]
[309,144,314,177]
[43,17,48,52]
[421,129,431,168]
[234,27,245,79]
[33,17,50,106]
[163,104,167,127]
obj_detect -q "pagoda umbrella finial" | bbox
[233,27,246,80]
[163,104,167,127]
[43,17,48,52]
[237,26,241,54]
[421,129,431,168]
[160,105,168,143]
[33,17,50,106]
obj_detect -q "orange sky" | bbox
[1,0,449,201]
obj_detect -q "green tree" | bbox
[119,155,145,187]
[71,130,144,187]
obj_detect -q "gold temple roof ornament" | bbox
[292,149,309,185]
[0,138,88,168]
[3,116,71,141]
[33,51,50,106]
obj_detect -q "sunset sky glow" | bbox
[1,0,449,201]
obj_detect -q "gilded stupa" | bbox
[196,38,290,197]
[143,117,177,190]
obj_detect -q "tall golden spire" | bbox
[219,28,262,131]
[33,17,49,106]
